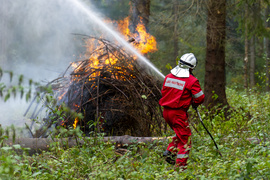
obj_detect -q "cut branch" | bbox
[25,36,163,138]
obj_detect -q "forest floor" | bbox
[0,88,269,179]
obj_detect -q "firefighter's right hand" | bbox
[192,103,198,110]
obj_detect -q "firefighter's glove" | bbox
[192,103,198,110]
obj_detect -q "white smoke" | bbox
[0,0,163,130]
[0,0,105,77]
[0,0,107,128]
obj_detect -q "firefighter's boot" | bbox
[163,150,176,165]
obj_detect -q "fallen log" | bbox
[2,136,266,155]
[3,135,172,155]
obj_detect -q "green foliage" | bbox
[232,0,269,38]
[0,87,269,179]
[0,67,36,102]
[165,63,172,70]
[149,0,206,81]
[225,0,270,89]
[1,0,270,175]
[9,71,13,82]
[91,0,130,20]
[0,67,3,80]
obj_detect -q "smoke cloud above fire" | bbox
[0,0,162,129]
[0,0,124,128]
[0,0,108,78]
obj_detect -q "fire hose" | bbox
[195,108,223,157]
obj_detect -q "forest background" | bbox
[0,0,270,179]
[92,0,270,93]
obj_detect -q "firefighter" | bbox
[159,53,205,170]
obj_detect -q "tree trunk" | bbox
[172,0,179,60]
[244,8,249,91]
[250,36,255,88]
[130,0,150,32]
[204,0,228,108]
[266,6,270,91]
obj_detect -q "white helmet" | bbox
[171,53,197,77]
[179,53,197,69]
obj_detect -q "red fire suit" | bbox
[159,73,204,167]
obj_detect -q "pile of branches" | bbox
[30,36,164,137]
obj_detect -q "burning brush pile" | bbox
[30,18,164,137]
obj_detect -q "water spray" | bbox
[68,0,165,79]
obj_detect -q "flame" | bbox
[135,22,157,54]
[71,16,157,79]
[61,16,158,128]
[117,17,131,38]
[73,117,79,129]
[119,17,157,54]
[58,91,67,101]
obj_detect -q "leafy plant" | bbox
[0,71,270,179]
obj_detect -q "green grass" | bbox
[0,87,270,179]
